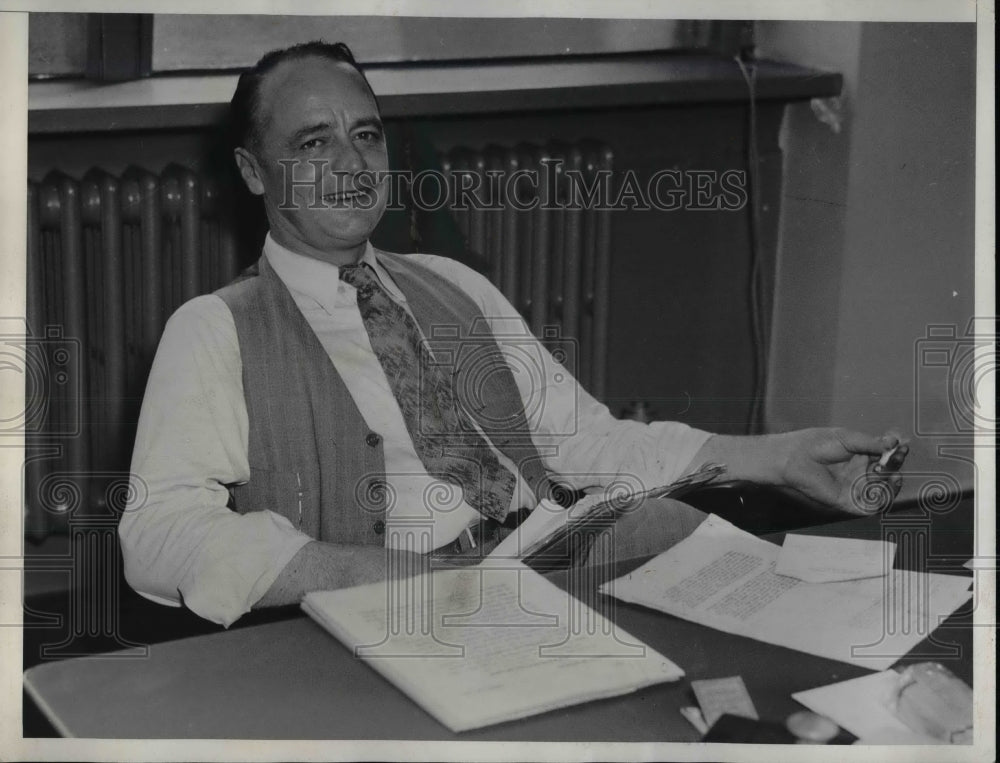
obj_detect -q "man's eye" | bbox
[355,130,382,144]
[300,138,324,150]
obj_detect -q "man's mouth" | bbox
[322,190,366,204]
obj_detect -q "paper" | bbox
[776,534,895,583]
[302,562,683,732]
[485,489,641,564]
[792,671,938,744]
[690,676,758,727]
[487,464,727,564]
[962,557,992,570]
[485,497,576,561]
[600,514,972,670]
[679,706,709,735]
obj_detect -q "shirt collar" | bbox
[263,234,407,310]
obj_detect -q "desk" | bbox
[24,498,974,740]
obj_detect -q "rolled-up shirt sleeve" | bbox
[119,295,311,627]
[410,255,714,492]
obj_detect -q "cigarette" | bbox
[875,444,900,472]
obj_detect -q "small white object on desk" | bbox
[786,710,840,743]
[690,675,758,727]
[775,534,896,583]
[679,706,709,735]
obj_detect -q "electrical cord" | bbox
[735,52,768,435]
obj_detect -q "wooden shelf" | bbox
[29,51,841,134]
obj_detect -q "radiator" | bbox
[26,165,239,536]
[25,142,612,537]
[440,142,612,400]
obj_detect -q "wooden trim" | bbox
[31,52,841,134]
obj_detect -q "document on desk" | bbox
[599,515,972,670]
[775,534,896,583]
[302,562,683,733]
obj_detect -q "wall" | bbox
[758,22,977,497]
[26,13,701,77]
[28,12,87,78]
[149,16,689,69]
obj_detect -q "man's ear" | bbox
[234,147,265,196]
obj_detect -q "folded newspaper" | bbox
[486,462,727,568]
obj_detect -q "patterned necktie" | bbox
[339,262,516,521]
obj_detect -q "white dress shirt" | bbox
[120,235,712,625]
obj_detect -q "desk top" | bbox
[24,499,975,740]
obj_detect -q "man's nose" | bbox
[327,141,367,176]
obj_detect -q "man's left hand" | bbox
[692,428,908,515]
[773,428,907,515]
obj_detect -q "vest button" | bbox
[365,432,382,447]
[373,519,386,535]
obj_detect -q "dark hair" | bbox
[228,40,374,153]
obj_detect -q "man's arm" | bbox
[120,295,313,625]
[255,542,428,607]
[403,255,906,516]
[689,428,906,514]
[396,255,907,513]
[407,254,713,492]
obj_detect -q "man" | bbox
[119,41,906,627]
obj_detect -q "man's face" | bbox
[236,56,389,262]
